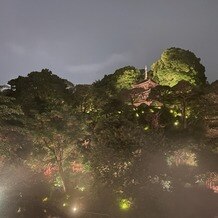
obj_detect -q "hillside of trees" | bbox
[0,47,217,218]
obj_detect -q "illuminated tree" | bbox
[89,67,142,119]
[27,107,87,192]
[92,66,143,106]
[147,85,173,129]
[149,81,203,129]
[170,81,203,129]
[115,66,143,91]
[151,47,206,87]
[7,70,90,193]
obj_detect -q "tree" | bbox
[26,105,90,192]
[93,66,143,97]
[0,93,30,162]
[7,70,89,193]
[115,66,143,91]
[171,81,204,129]
[86,66,142,119]
[151,47,206,87]
[149,81,204,130]
[8,69,72,114]
[84,116,146,193]
[0,94,24,125]
[147,85,173,129]
[71,84,94,114]
[200,81,218,139]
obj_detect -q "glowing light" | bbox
[42,197,48,202]
[63,203,67,207]
[144,126,149,131]
[72,206,78,212]
[78,186,85,192]
[54,176,63,187]
[161,180,171,191]
[174,121,179,126]
[119,199,132,210]
[135,113,139,117]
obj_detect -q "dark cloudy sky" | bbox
[0,0,217,84]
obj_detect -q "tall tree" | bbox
[26,106,87,193]
[7,69,89,192]
[151,47,206,87]
[93,66,143,99]
[170,81,203,129]
[8,69,72,114]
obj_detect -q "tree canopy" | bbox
[8,69,72,114]
[151,47,206,87]
[94,66,143,96]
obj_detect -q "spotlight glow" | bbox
[119,199,132,210]
[42,197,48,202]
[72,206,78,212]
[174,121,179,126]
[144,126,149,131]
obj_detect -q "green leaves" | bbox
[115,67,142,91]
[94,66,142,96]
[0,95,24,124]
[151,47,206,87]
[8,69,72,114]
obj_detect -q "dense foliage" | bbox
[151,47,206,87]
[0,48,217,217]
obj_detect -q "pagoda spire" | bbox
[144,65,148,80]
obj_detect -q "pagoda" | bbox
[131,66,157,106]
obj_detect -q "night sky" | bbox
[0,0,217,84]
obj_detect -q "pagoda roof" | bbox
[132,78,157,88]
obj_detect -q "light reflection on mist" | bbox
[0,129,217,217]
[0,151,217,217]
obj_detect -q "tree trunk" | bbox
[57,160,67,193]
[152,112,160,129]
[181,100,187,129]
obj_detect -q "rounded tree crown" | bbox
[151,47,206,87]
